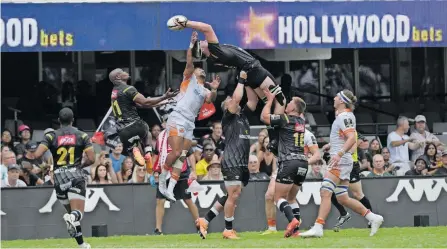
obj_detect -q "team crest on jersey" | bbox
[344,118,354,128]
[111,90,118,100]
[58,135,76,146]
[295,123,305,132]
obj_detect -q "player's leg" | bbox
[300,171,340,238]
[166,137,192,201]
[287,184,301,237]
[138,121,154,169]
[331,194,350,232]
[64,178,90,248]
[222,180,242,239]
[261,176,277,235]
[154,185,167,235]
[274,161,299,238]
[198,194,227,239]
[247,65,285,108]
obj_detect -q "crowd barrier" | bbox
[1,177,446,240]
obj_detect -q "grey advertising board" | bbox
[1,177,446,240]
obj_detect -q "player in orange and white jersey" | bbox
[158,31,221,202]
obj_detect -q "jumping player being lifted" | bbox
[34,108,96,249]
[196,70,256,239]
[109,68,178,167]
[170,17,285,112]
[159,31,221,202]
[300,90,384,238]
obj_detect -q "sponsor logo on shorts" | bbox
[297,167,307,176]
[57,135,76,146]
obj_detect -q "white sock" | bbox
[314,223,323,229]
[365,212,376,222]
[268,226,276,231]
[167,178,177,193]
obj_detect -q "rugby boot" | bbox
[132,147,145,166]
[300,224,324,238]
[79,243,91,249]
[261,229,277,235]
[63,213,77,237]
[333,212,352,232]
[284,218,300,238]
[223,229,240,239]
[369,214,384,236]
[195,218,208,239]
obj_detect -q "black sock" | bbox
[278,200,294,222]
[74,225,84,245]
[331,194,348,216]
[359,196,372,211]
[225,217,234,230]
[205,207,219,223]
[71,210,82,222]
[290,203,301,232]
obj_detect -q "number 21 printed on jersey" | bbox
[57,147,75,166]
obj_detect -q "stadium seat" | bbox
[31,121,50,130]
[355,113,375,134]
[376,113,396,134]
[32,130,45,142]
[305,113,317,127]
[4,119,24,137]
[312,112,330,137]
[433,122,447,134]
[379,102,399,115]
[77,119,96,131]
[400,102,422,113]
[423,112,442,131]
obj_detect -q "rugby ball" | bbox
[167,15,188,31]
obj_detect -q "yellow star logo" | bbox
[237,7,275,48]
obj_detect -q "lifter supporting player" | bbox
[159,31,221,202]
[171,17,285,111]
[261,90,318,238]
[322,131,374,231]
[300,90,383,238]
[109,68,178,167]
[196,70,256,239]
[34,108,96,249]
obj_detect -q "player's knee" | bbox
[351,190,364,200]
[231,189,242,200]
[265,191,274,201]
[334,185,349,204]
[320,178,336,196]
[217,194,228,206]
[156,199,165,206]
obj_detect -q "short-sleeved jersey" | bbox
[270,114,306,162]
[221,106,252,168]
[111,84,140,130]
[174,74,210,122]
[304,129,318,155]
[208,43,255,70]
[41,126,92,170]
[329,110,356,157]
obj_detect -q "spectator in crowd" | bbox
[387,116,422,176]
[198,121,225,154]
[151,124,162,149]
[19,161,44,186]
[369,138,382,156]
[18,141,47,175]
[381,147,396,175]
[307,159,324,179]
[201,159,223,181]
[358,150,373,173]
[1,164,27,187]
[117,157,134,183]
[195,142,216,180]
[367,154,392,177]
[91,164,113,184]
[1,150,16,182]
[410,115,443,161]
[43,169,54,185]
[258,137,276,177]
[91,152,118,184]
[1,129,14,151]
[110,143,126,173]
[248,154,269,181]
[14,124,32,159]
[421,143,440,173]
[250,129,268,155]
[405,157,429,176]
[435,152,443,167]
[129,165,148,183]
[434,150,447,176]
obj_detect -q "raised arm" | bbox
[184,20,219,43]
[184,31,198,78]
[261,89,276,125]
[134,88,179,108]
[227,71,247,114]
[205,75,221,103]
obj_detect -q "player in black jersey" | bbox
[109,68,178,167]
[33,108,96,249]
[196,70,257,240]
[261,90,315,238]
[171,18,285,111]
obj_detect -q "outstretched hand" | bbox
[263,89,275,102]
[164,88,180,99]
[206,75,221,90]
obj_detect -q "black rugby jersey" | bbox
[270,114,306,162]
[41,126,92,170]
[111,84,140,130]
[221,105,252,168]
[208,43,256,70]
